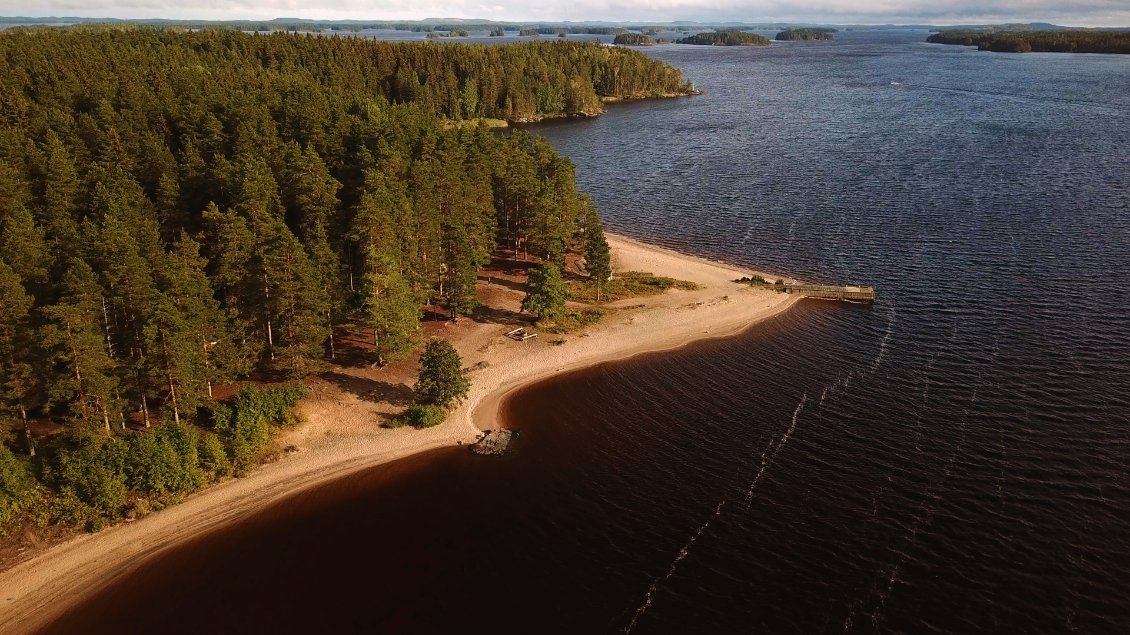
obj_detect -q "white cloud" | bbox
[3,0,1129,26]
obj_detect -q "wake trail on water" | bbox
[745,394,807,507]
[622,499,727,634]
[623,393,810,633]
[850,320,1000,631]
[869,309,897,373]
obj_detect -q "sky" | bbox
[3,0,1129,27]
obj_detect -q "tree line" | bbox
[0,27,659,530]
[927,30,1130,54]
[775,29,835,41]
[614,33,657,46]
[676,31,771,46]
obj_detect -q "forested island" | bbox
[614,33,657,46]
[0,28,690,533]
[927,29,1130,53]
[775,28,835,41]
[676,31,771,46]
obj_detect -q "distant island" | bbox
[614,33,656,46]
[775,28,836,41]
[677,31,771,46]
[927,29,1130,54]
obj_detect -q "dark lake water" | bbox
[50,30,1130,634]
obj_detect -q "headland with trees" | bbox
[614,33,657,46]
[927,29,1130,53]
[0,26,696,536]
[0,25,803,631]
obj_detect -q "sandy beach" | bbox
[0,234,800,633]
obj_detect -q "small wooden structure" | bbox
[506,327,538,341]
[785,284,876,303]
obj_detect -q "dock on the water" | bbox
[785,284,876,303]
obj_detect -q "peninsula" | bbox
[614,32,657,46]
[927,29,1130,53]
[0,234,800,634]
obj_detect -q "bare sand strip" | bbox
[0,234,800,633]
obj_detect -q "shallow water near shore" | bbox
[50,30,1130,633]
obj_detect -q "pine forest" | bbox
[0,27,690,530]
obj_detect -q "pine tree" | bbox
[0,260,37,453]
[583,205,612,302]
[284,144,344,359]
[0,204,52,297]
[40,260,120,431]
[414,338,469,408]
[149,234,230,421]
[362,248,421,366]
[261,219,329,377]
[95,209,159,427]
[522,262,568,320]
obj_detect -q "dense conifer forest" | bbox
[676,31,770,46]
[613,33,657,46]
[775,28,835,41]
[926,29,1130,53]
[0,27,690,531]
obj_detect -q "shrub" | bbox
[197,430,232,477]
[125,423,206,495]
[48,435,129,522]
[400,404,447,429]
[539,308,606,334]
[213,384,309,470]
[0,443,41,527]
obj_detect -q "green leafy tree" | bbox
[414,338,469,408]
[522,262,568,319]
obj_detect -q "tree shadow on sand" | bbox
[470,303,531,328]
[318,370,415,407]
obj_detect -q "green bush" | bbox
[0,443,41,527]
[540,308,605,334]
[400,404,447,429]
[125,423,206,495]
[50,487,102,531]
[48,435,129,522]
[197,430,232,477]
[213,385,309,469]
[415,340,470,408]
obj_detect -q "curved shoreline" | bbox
[0,234,799,633]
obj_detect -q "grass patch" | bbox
[538,308,606,334]
[566,271,699,304]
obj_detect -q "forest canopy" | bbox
[926,29,1130,54]
[614,33,657,46]
[0,27,681,529]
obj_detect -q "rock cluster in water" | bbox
[471,429,515,455]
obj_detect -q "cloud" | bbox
[3,0,1129,26]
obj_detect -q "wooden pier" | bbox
[785,284,876,303]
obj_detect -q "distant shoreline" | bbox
[0,234,800,634]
